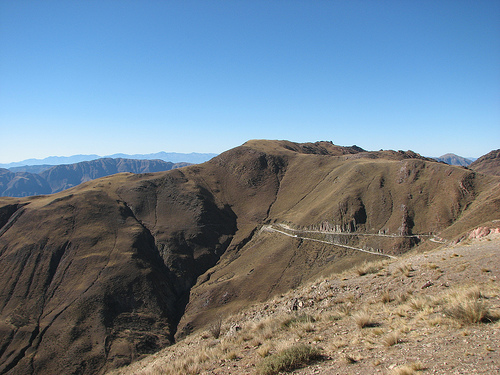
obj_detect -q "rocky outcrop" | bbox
[467,226,500,239]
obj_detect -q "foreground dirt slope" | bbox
[0,140,499,374]
[110,232,500,375]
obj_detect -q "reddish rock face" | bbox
[468,226,500,239]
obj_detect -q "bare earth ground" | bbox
[109,233,500,375]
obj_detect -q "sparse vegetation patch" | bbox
[281,313,315,328]
[256,344,322,375]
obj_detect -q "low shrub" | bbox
[208,317,223,339]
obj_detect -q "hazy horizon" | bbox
[1,1,499,163]
[0,150,218,167]
[0,143,485,167]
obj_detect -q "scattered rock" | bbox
[421,280,434,289]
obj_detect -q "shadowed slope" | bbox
[0,187,180,374]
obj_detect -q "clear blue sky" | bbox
[1,0,499,163]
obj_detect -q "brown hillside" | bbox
[176,142,499,337]
[109,233,500,375]
[469,149,500,176]
[0,140,499,374]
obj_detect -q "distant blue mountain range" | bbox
[0,158,193,197]
[0,152,218,169]
[432,153,476,167]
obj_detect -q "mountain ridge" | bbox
[0,140,499,374]
[0,158,190,197]
[0,151,217,169]
[469,149,500,176]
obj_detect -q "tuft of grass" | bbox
[337,302,353,316]
[392,362,426,374]
[444,297,498,324]
[396,263,414,277]
[464,286,483,300]
[382,331,400,347]
[226,350,240,360]
[352,310,378,328]
[328,313,343,321]
[355,261,384,276]
[426,316,443,327]
[410,362,426,371]
[256,344,322,375]
[408,296,431,311]
[396,291,410,303]
[303,322,316,332]
[381,290,393,304]
[256,343,273,358]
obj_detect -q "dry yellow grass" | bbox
[391,361,426,374]
[443,287,499,324]
[355,260,388,276]
[381,290,393,303]
[352,310,378,328]
[382,331,401,346]
[395,263,414,277]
